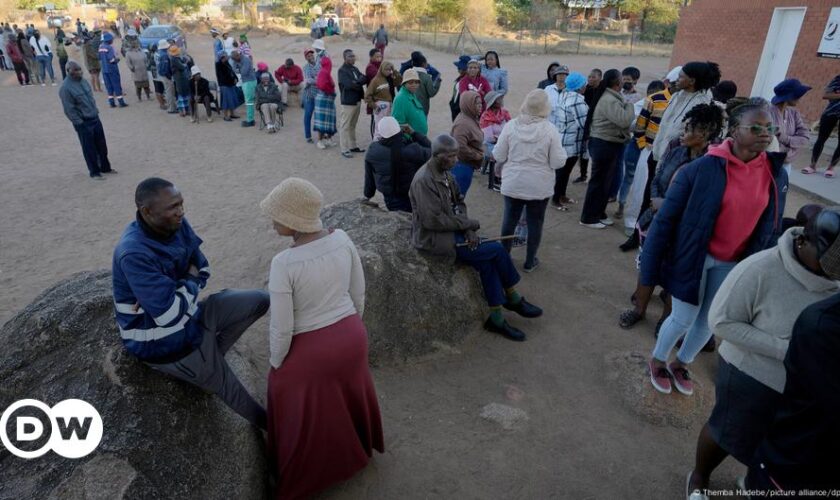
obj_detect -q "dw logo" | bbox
[0,399,103,459]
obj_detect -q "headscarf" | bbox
[257,61,268,72]
[316,55,334,94]
[378,61,397,99]
[479,105,511,129]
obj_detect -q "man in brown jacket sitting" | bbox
[408,134,543,341]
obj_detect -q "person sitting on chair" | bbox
[189,66,215,123]
[408,134,543,341]
[255,72,283,133]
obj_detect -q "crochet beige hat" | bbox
[402,68,420,83]
[520,89,550,118]
[260,178,324,233]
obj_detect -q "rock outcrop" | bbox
[0,270,266,500]
[321,201,486,363]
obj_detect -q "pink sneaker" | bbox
[648,359,672,394]
[668,362,694,396]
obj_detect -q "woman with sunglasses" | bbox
[641,98,789,397]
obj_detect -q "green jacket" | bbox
[415,69,441,116]
[391,86,428,136]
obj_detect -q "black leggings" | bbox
[811,113,840,167]
[552,155,579,203]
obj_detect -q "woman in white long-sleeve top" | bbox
[260,177,384,500]
[685,208,840,498]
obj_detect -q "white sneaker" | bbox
[51,82,57,86]
[316,140,326,150]
[41,83,46,87]
[327,138,336,147]
[579,221,607,229]
[600,218,615,226]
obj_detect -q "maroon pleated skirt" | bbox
[267,314,384,499]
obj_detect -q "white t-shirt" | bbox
[268,229,365,368]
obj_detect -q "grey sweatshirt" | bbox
[709,228,840,392]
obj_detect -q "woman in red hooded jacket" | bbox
[313,55,337,149]
[5,34,29,85]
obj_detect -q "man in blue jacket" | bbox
[112,178,269,429]
[98,31,127,108]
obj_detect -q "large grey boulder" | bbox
[321,201,486,363]
[0,270,266,500]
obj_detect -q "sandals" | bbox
[826,168,836,179]
[801,166,816,175]
[619,309,644,329]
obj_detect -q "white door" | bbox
[751,7,807,100]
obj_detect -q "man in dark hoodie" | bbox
[363,116,431,212]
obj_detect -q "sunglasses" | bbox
[738,124,779,136]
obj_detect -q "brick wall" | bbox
[670,0,840,123]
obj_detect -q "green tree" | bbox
[427,0,463,23]
[619,0,680,32]
[495,0,530,27]
[393,0,429,23]
[110,0,207,15]
[16,0,69,9]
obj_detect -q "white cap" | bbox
[191,66,201,76]
[158,39,170,50]
[377,116,401,139]
[665,66,682,83]
[311,39,325,51]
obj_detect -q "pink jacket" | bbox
[769,105,809,163]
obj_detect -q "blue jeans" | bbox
[452,162,474,197]
[652,254,736,364]
[455,234,520,307]
[619,141,642,205]
[36,54,54,82]
[608,140,630,200]
[500,196,549,268]
[303,95,315,139]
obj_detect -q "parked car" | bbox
[138,24,186,50]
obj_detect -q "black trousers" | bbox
[73,117,111,177]
[580,138,624,224]
[811,113,840,167]
[552,155,579,203]
[638,156,659,217]
[12,61,29,85]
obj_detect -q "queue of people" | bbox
[37,19,840,496]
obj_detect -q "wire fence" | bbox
[340,17,672,58]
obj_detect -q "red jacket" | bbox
[274,64,303,86]
[5,40,23,63]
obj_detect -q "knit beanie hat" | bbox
[565,72,587,92]
[377,116,401,139]
[260,178,324,233]
[520,89,550,118]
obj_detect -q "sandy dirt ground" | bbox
[0,33,818,499]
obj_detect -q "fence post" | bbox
[629,27,635,56]
[434,19,437,49]
[544,30,547,53]
[576,18,583,55]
